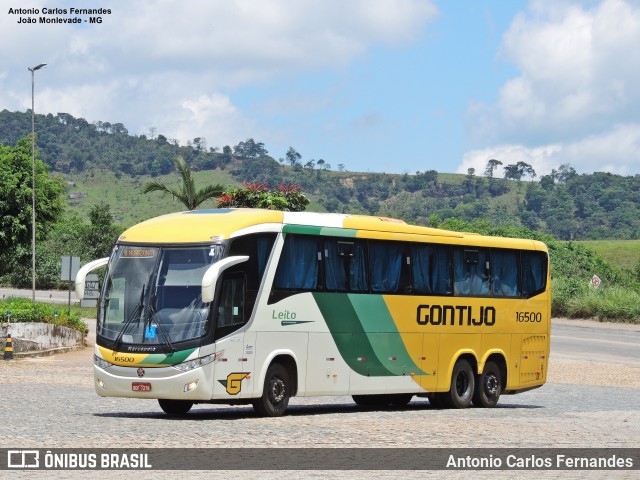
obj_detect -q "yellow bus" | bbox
[76,209,550,416]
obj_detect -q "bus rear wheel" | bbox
[441,358,475,409]
[473,360,502,408]
[253,362,291,417]
[158,399,193,415]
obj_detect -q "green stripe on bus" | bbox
[283,225,358,237]
[319,227,357,237]
[139,348,196,366]
[349,295,425,376]
[282,225,323,235]
[313,293,392,376]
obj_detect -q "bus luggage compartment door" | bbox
[519,334,548,385]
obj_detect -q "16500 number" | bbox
[515,312,542,322]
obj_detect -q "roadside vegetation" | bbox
[0,297,88,333]
[2,111,640,324]
[579,239,640,271]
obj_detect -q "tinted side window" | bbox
[273,235,321,290]
[491,250,520,297]
[412,244,451,295]
[522,251,548,298]
[214,273,246,341]
[324,238,368,292]
[228,233,277,317]
[454,248,490,296]
[369,241,411,294]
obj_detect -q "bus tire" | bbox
[473,360,502,408]
[253,362,291,417]
[158,399,193,415]
[441,358,475,409]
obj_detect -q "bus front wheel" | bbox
[473,360,502,408]
[441,359,475,409]
[158,399,193,415]
[253,362,291,417]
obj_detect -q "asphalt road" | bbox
[1,308,638,479]
[551,318,640,367]
[0,287,73,304]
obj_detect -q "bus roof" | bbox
[117,208,547,251]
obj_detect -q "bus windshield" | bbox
[98,244,223,347]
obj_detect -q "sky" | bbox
[1,0,640,178]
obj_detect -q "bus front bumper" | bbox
[93,363,215,400]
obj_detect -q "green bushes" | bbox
[549,243,640,323]
[216,182,309,211]
[0,298,87,333]
[552,279,640,323]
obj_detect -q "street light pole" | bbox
[28,63,46,302]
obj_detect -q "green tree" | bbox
[233,138,267,159]
[142,156,224,210]
[36,212,85,289]
[0,136,64,284]
[32,206,121,289]
[504,161,536,182]
[553,164,577,184]
[82,202,121,260]
[484,159,502,178]
[285,147,302,168]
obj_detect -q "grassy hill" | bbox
[578,240,640,271]
[60,167,329,228]
[61,169,240,227]
[3,110,640,239]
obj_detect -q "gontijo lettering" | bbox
[417,304,496,326]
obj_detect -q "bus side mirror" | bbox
[201,256,249,303]
[75,258,109,300]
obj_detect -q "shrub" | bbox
[0,298,87,333]
[551,280,640,323]
[217,182,309,211]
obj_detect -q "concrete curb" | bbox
[8,344,89,358]
[1,321,86,358]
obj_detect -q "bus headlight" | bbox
[184,380,199,392]
[94,354,113,369]
[174,353,217,372]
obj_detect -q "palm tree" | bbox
[142,156,225,210]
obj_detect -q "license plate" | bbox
[132,382,151,392]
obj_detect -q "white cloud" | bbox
[0,0,437,149]
[457,143,562,179]
[489,0,640,140]
[463,0,640,176]
[172,93,243,145]
[458,123,640,177]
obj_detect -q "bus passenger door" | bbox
[211,273,253,400]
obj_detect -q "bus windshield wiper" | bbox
[113,284,145,350]
[145,294,176,353]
